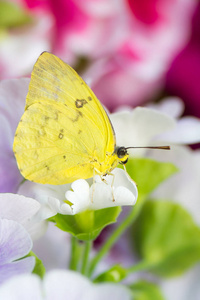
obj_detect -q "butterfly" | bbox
[13,52,169,185]
[13,52,130,185]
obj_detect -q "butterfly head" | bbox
[115,146,129,165]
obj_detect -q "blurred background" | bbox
[0,0,199,118]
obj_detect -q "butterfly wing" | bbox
[13,52,116,184]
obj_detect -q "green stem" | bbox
[127,260,153,274]
[88,196,145,277]
[69,236,80,271]
[81,241,93,276]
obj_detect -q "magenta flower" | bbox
[166,3,200,118]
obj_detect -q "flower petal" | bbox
[0,193,42,238]
[0,219,32,265]
[0,274,42,299]
[66,179,91,214]
[44,270,132,300]
[89,169,137,210]
[157,116,200,144]
[0,257,35,285]
[0,270,132,299]
[110,107,175,156]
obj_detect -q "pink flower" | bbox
[0,0,197,112]
[85,0,197,110]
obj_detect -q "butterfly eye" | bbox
[116,147,128,158]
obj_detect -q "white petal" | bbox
[112,169,138,203]
[66,179,91,214]
[44,270,131,300]
[110,107,175,156]
[89,169,137,210]
[0,274,42,300]
[44,270,91,299]
[157,117,200,144]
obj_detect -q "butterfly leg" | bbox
[105,172,115,202]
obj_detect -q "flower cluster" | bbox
[0,1,200,299]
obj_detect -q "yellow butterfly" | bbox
[13,52,131,185]
[13,52,170,185]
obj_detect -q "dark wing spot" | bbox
[88,96,92,101]
[59,133,64,139]
[60,129,64,133]
[78,129,82,134]
[63,155,66,159]
[44,116,49,121]
[45,164,50,171]
[75,99,88,108]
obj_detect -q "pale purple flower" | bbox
[0,219,35,285]
[0,78,29,193]
[0,193,47,240]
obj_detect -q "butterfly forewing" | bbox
[13,52,116,184]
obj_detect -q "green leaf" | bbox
[132,200,200,277]
[0,1,31,28]
[54,206,121,241]
[94,265,127,283]
[130,280,165,300]
[27,251,45,278]
[125,158,178,197]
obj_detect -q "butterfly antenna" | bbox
[125,146,170,150]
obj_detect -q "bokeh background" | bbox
[1,0,199,119]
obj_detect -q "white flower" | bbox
[147,97,200,145]
[18,168,137,219]
[0,270,132,300]
[110,98,200,154]
[110,105,176,157]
